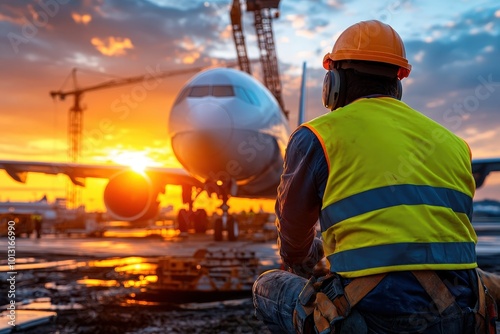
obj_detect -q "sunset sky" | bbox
[1,0,499,212]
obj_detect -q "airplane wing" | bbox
[472,158,500,189]
[0,160,203,188]
[3,158,499,190]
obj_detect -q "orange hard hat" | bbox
[323,20,411,79]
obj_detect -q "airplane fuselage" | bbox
[168,68,291,198]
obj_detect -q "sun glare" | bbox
[108,150,158,173]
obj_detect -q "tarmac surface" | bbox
[0,231,278,333]
[1,225,500,333]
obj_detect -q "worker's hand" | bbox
[286,238,324,278]
[314,292,342,333]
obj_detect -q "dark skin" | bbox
[329,60,400,106]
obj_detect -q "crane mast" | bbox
[230,0,287,118]
[231,0,252,75]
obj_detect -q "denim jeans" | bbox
[252,269,477,334]
[253,269,308,333]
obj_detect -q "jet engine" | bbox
[103,171,160,222]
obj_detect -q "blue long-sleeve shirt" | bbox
[276,126,476,314]
[275,126,327,265]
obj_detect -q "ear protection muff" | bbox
[395,79,402,100]
[322,68,402,108]
[322,69,346,111]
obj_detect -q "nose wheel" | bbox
[213,193,239,241]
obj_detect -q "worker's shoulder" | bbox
[289,125,322,148]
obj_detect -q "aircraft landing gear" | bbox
[177,185,208,235]
[177,208,208,234]
[180,182,238,241]
[214,192,239,242]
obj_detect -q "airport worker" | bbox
[33,213,43,239]
[253,20,497,333]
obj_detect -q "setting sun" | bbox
[107,150,159,173]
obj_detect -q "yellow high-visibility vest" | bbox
[303,97,477,278]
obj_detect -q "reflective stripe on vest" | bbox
[304,97,477,278]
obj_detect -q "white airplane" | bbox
[0,195,58,221]
[0,67,293,241]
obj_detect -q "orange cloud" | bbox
[182,55,198,64]
[72,12,92,25]
[91,36,134,56]
[176,37,203,64]
[0,13,24,25]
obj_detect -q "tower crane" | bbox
[230,0,252,75]
[50,64,235,208]
[230,0,288,118]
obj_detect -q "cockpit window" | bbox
[234,87,250,104]
[173,85,240,105]
[244,88,260,106]
[233,86,260,106]
[212,85,234,97]
[189,86,210,97]
[173,87,189,105]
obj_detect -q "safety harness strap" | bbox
[297,270,496,334]
[475,270,498,334]
[332,273,386,317]
[476,272,487,332]
[412,270,456,314]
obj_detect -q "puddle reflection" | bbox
[0,259,85,271]
[121,299,161,306]
[78,257,159,289]
[0,257,36,265]
[18,297,84,311]
[88,257,147,268]
[77,278,121,287]
[115,263,157,274]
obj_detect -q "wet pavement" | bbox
[0,232,279,333]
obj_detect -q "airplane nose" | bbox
[182,101,234,156]
[189,102,233,131]
[170,102,236,171]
